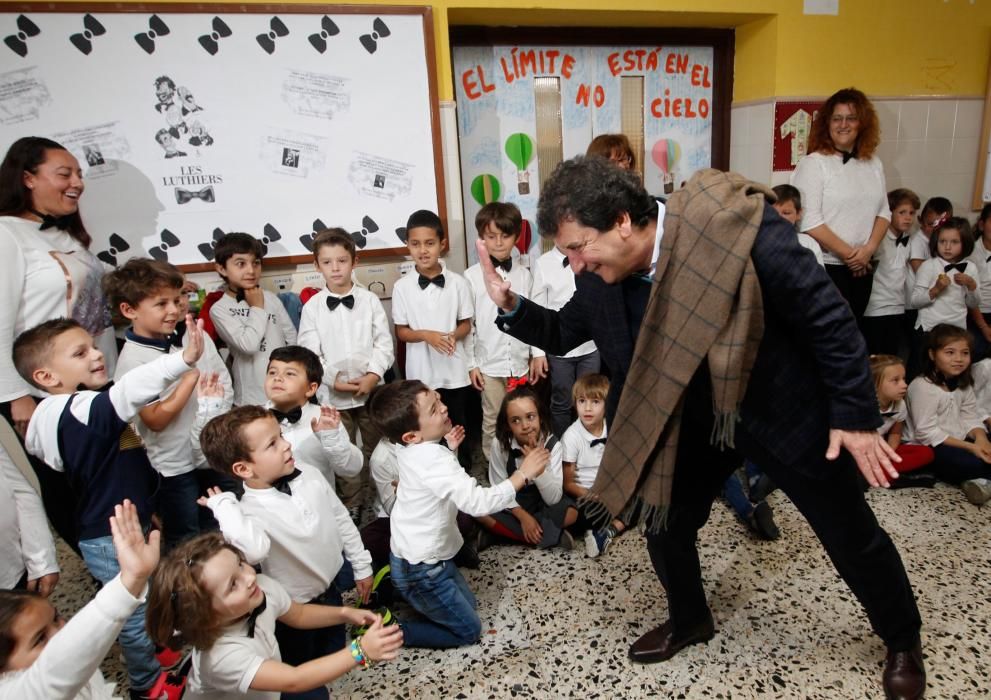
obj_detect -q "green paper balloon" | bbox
[470,174,501,205]
[505,133,535,171]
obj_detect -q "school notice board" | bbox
[0,4,444,267]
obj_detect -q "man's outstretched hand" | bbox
[475,239,518,312]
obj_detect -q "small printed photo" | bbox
[373,173,386,188]
[155,128,187,159]
[82,144,104,166]
[283,147,300,168]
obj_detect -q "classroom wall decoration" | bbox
[0,5,444,267]
[453,43,714,259]
[773,100,823,172]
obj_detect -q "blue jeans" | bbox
[159,471,200,551]
[79,536,160,692]
[722,461,763,521]
[388,554,480,648]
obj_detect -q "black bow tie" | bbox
[895,235,909,247]
[418,273,445,289]
[944,263,967,274]
[590,437,607,448]
[30,209,73,231]
[234,288,246,303]
[986,255,991,264]
[880,410,898,418]
[77,380,114,392]
[490,256,512,273]
[271,468,301,496]
[510,448,524,459]
[945,376,960,391]
[270,406,302,425]
[841,149,857,164]
[561,256,571,268]
[326,294,355,311]
[169,320,186,348]
[245,594,267,638]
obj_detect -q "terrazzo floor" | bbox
[51,481,990,699]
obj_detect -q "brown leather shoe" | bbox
[883,641,926,700]
[628,615,715,663]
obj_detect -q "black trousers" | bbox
[1,399,80,553]
[644,369,922,652]
[437,385,477,471]
[825,264,874,337]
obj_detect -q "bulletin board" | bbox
[0,4,445,269]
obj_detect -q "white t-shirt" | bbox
[865,230,912,317]
[970,359,991,423]
[391,268,473,389]
[968,237,991,313]
[186,575,292,700]
[877,400,907,438]
[796,233,825,267]
[904,230,932,310]
[530,248,597,358]
[911,257,980,330]
[561,419,608,490]
[790,152,890,265]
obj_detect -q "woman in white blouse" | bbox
[791,88,890,332]
[0,136,117,548]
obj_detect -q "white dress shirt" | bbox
[968,237,991,313]
[266,401,362,489]
[865,229,912,317]
[970,359,991,423]
[464,261,543,377]
[561,419,608,490]
[904,231,931,310]
[206,462,372,602]
[877,400,908,438]
[530,248,597,358]
[0,444,57,588]
[905,376,985,446]
[488,435,563,510]
[369,439,399,517]
[210,291,297,406]
[911,257,980,330]
[297,285,394,409]
[391,441,516,564]
[391,269,473,389]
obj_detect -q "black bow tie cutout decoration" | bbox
[175,186,214,205]
[4,15,41,58]
[69,14,106,55]
[97,233,131,266]
[148,229,180,262]
[259,224,282,256]
[309,16,340,53]
[198,228,226,262]
[395,227,408,244]
[359,18,391,54]
[199,17,232,56]
[256,16,288,55]
[134,15,170,54]
[351,216,377,249]
[299,218,327,253]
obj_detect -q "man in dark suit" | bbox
[480,157,924,700]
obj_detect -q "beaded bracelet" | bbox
[350,638,367,668]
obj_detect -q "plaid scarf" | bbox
[584,169,772,532]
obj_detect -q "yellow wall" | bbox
[97,0,991,101]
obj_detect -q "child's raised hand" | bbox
[196,486,226,508]
[311,405,341,433]
[359,616,404,662]
[954,273,977,291]
[197,371,224,398]
[181,315,205,366]
[933,274,951,295]
[519,446,550,480]
[109,499,161,598]
[443,424,465,453]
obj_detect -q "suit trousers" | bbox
[644,369,922,652]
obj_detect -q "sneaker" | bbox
[155,646,182,670]
[558,530,576,550]
[130,670,186,700]
[584,528,613,558]
[962,478,991,505]
[748,501,780,540]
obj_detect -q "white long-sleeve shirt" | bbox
[905,376,985,446]
[0,575,146,700]
[209,291,296,406]
[970,359,991,424]
[0,443,58,589]
[266,401,362,489]
[297,286,394,410]
[369,440,399,517]
[968,237,991,313]
[206,462,372,601]
[391,441,516,564]
[488,435,563,510]
[911,257,980,330]
[865,229,912,317]
[529,248,597,358]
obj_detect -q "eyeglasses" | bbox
[611,155,633,167]
[830,114,859,125]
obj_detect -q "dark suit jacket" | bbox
[499,203,881,475]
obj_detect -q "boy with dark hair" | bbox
[16,314,206,700]
[392,210,476,470]
[209,232,297,406]
[265,345,362,490]
[198,405,373,696]
[366,380,548,648]
[298,228,393,507]
[771,184,823,266]
[465,202,544,460]
[105,258,232,550]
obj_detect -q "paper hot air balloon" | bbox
[470,174,501,206]
[651,138,681,194]
[505,133,535,195]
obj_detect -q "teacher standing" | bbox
[791,87,890,332]
[0,136,117,549]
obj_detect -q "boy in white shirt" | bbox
[106,258,233,550]
[198,405,374,694]
[368,379,549,648]
[209,232,297,406]
[393,210,476,470]
[0,443,58,593]
[265,345,362,491]
[530,244,600,437]
[298,229,394,506]
[464,202,545,460]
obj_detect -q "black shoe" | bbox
[748,501,780,540]
[883,641,926,699]
[628,613,715,663]
[454,539,480,569]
